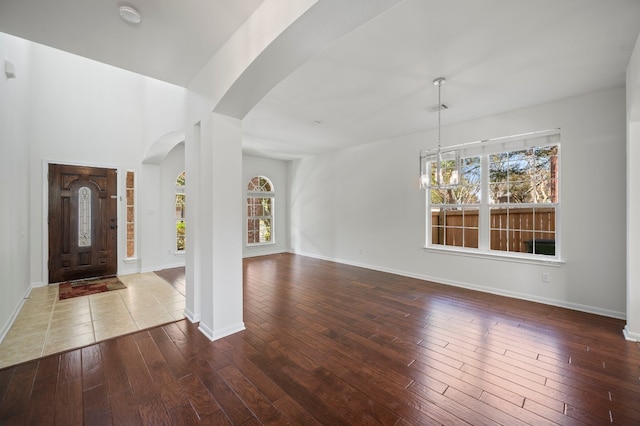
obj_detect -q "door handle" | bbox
[110,225,117,229]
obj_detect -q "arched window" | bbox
[247,176,274,245]
[175,171,186,251]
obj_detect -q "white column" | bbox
[197,112,245,340]
[624,34,640,341]
[184,121,202,322]
[625,121,640,341]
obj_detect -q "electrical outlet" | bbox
[542,272,550,283]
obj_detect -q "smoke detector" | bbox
[119,5,142,24]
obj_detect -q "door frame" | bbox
[42,159,122,284]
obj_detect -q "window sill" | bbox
[246,241,276,247]
[123,257,138,264]
[423,246,564,266]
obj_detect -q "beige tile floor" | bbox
[0,272,185,369]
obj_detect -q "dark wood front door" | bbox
[48,164,118,283]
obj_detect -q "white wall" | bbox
[20,39,187,284]
[242,154,290,257]
[159,143,186,269]
[290,87,627,318]
[0,33,32,339]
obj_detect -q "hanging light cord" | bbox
[437,80,441,153]
[433,77,446,153]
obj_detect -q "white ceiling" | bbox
[1,0,640,160]
[0,0,266,86]
[243,0,640,158]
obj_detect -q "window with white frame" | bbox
[247,176,274,245]
[126,170,136,258]
[175,171,185,251]
[427,131,560,257]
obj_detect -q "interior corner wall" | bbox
[290,87,627,318]
[242,154,290,257]
[0,33,32,339]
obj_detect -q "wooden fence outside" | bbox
[432,207,555,253]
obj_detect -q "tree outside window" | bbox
[176,171,185,251]
[428,133,559,257]
[247,176,274,245]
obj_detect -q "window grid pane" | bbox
[488,145,558,255]
[246,176,275,245]
[126,171,135,258]
[431,207,479,249]
[427,140,559,258]
[176,171,185,251]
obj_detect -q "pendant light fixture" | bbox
[419,77,460,189]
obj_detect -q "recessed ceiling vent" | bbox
[426,103,449,113]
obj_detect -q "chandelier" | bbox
[419,77,460,190]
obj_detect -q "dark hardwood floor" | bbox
[154,267,186,296]
[1,253,639,424]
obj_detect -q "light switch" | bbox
[5,60,16,79]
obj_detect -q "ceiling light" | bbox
[419,77,461,190]
[119,5,142,24]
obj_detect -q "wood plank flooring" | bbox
[1,253,639,424]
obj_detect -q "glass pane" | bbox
[490,206,556,255]
[176,171,185,186]
[176,220,186,251]
[431,207,478,248]
[489,146,558,205]
[260,177,272,192]
[463,228,479,248]
[78,186,91,247]
[175,194,185,219]
[259,219,272,242]
[176,221,185,236]
[176,235,186,251]
[247,176,273,192]
[431,157,481,204]
[126,171,135,188]
[261,198,272,216]
[248,177,260,191]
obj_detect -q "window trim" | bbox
[425,130,561,261]
[125,169,137,260]
[175,171,186,253]
[246,176,275,246]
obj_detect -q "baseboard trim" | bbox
[293,251,626,320]
[0,286,33,344]
[243,247,289,258]
[198,322,245,341]
[183,308,200,323]
[623,325,640,342]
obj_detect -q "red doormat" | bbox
[58,277,126,300]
